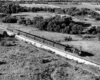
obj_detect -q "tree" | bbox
[46,26,53,31]
[71,24,83,34]
[88,26,97,34]
[64,26,70,33]
[32,16,43,25]
[17,17,26,24]
[61,23,66,29]
[36,20,46,30]
[65,36,72,41]
[2,16,17,23]
[97,27,100,33]
[54,25,60,32]
[46,21,54,31]
[25,18,32,26]
[71,24,79,34]
[77,25,83,34]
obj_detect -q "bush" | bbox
[71,24,83,34]
[17,17,26,25]
[25,18,32,26]
[1,40,16,46]
[87,26,97,34]
[33,15,84,34]
[17,15,84,35]
[65,36,72,41]
[32,16,43,25]
[95,17,100,20]
[2,16,18,23]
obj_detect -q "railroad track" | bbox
[6,30,100,69]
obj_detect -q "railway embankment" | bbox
[6,30,100,69]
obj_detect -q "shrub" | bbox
[96,27,100,33]
[2,16,18,23]
[32,16,43,25]
[17,17,26,24]
[65,36,72,41]
[71,24,83,34]
[25,18,32,25]
[1,40,16,46]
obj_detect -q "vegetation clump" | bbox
[31,15,84,34]
[0,31,16,46]
[0,2,100,19]
[2,15,18,23]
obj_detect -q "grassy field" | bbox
[61,40,100,63]
[12,11,100,26]
[19,3,100,10]
[73,17,100,26]
[54,3,100,9]
[12,12,57,19]
[0,35,99,80]
[30,30,82,41]
[20,3,60,8]
[62,41,100,54]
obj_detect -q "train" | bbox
[7,27,93,56]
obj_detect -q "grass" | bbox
[62,40,100,64]
[73,16,100,26]
[30,30,82,41]
[12,12,57,19]
[12,11,100,26]
[54,3,100,10]
[19,3,100,10]
[62,40,100,54]
[20,3,60,8]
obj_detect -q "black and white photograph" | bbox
[0,0,100,80]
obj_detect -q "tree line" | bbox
[3,14,100,35]
[17,15,84,34]
[1,2,100,35]
[0,2,100,20]
[0,3,56,14]
[2,15,100,35]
